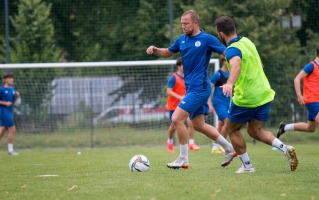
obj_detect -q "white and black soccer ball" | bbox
[129,155,150,172]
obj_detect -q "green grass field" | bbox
[0,144,318,200]
[2,126,319,150]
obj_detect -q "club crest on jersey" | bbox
[195,41,201,47]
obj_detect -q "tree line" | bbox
[0,0,319,127]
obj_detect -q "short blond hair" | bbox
[182,10,200,23]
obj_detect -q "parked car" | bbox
[93,104,168,125]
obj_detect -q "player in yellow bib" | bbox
[215,16,298,173]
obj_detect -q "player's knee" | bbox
[246,126,259,138]
[225,128,232,136]
[246,127,254,135]
[171,118,183,127]
[226,127,238,136]
[307,126,316,132]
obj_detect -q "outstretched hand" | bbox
[15,91,20,97]
[5,102,12,107]
[220,83,233,97]
[146,46,156,54]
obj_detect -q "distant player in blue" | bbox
[208,55,230,154]
[0,72,20,155]
[146,10,236,169]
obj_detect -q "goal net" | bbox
[0,59,219,148]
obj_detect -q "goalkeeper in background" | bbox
[0,72,20,155]
[166,57,200,153]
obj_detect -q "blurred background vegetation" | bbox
[0,0,318,149]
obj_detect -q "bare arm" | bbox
[146,46,175,58]
[166,88,183,100]
[294,70,307,105]
[14,90,20,103]
[220,56,241,97]
[0,101,11,107]
[208,83,215,113]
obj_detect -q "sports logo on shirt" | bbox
[195,41,201,47]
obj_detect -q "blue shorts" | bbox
[168,110,174,123]
[305,102,319,121]
[0,113,14,128]
[213,103,229,121]
[178,89,210,120]
[228,102,271,123]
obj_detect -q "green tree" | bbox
[10,0,61,129]
[0,36,4,63]
[49,0,183,106]
[0,0,19,64]
[108,0,172,106]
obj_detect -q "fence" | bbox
[0,59,219,149]
[0,0,318,149]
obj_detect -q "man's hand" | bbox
[5,102,12,107]
[220,83,233,97]
[296,94,304,105]
[15,91,20,97]
[146,46,156,54]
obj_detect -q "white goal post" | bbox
[0,59,219,129]
[0,59,219,69]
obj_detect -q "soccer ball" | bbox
[129,155,150,172]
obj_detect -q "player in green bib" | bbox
[227,37,275,107]
[215,16,298,173]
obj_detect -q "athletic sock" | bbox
[212,142,220,150]
[238,152,253,168]
[168,138,174,144]
[180,144,188,159]
[189,139,194,145]
[8,143,14,152]
[216,135,234,153]
[272,138,287,154]
[284,124,294,131]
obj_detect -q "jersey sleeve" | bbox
[302,63,314,75]
[167,75,176,88]
[168,35,182,53]
[225,47,242,61]
[210,72,220,84]
[207,35,226,54]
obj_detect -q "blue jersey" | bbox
[210,70,230,107]
[0,86,16,128]
[225,36,242,61]
[168,31,225,91]
[0,86,16,114]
